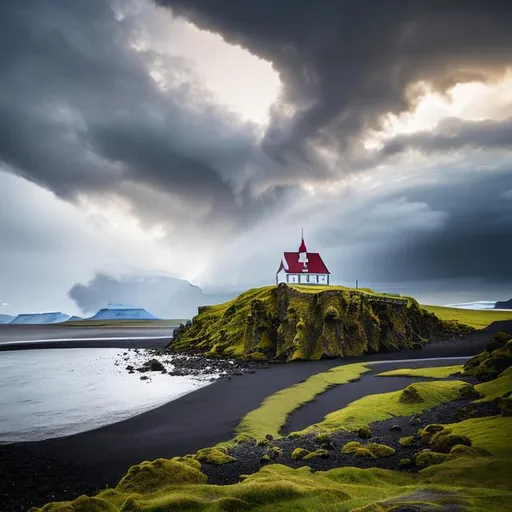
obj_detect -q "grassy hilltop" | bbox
[170,284,460,361]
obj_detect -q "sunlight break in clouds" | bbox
[118,0,282,125]
[364,70,512,149]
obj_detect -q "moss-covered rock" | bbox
[260,454,272,463]
[399,384,424,404]
[463,334,512,382]
[117,458,207,492]
[429,432,471,453]
[418,424,445,438]
[303,448,330,460]
[448,445,492,459]
[497,396,512,416]
[357,425,372,439]
[414,450,450,468]
[270,446,282,458]
[366,443,396,457]
[196,447,237,465]
[354,447,376,458]
[399,436,415,446]
[313,432,335,449]
[341,441,362,454]
[458,383,481,400]
[169,284,456,361]
[291,448,310,460]
[399,457,412,467]
[171,456,202,471]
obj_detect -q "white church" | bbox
[276,233,331,285]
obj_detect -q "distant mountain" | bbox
[9,312,70,324]
[69,274,236,320]
[89,307,159,321]
[0,314,14,324]
[495,298,512,310]
[66,315,83,321]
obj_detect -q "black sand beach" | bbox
[1,321,510,511]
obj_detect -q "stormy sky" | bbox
[1,0,512,315]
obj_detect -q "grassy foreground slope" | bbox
[33,333,512,511]
[171,284,457,361]
[32,460,512,512]
[422,305,512,329]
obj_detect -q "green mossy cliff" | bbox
[170,284,457,361]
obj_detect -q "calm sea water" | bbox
[0,348,213,443]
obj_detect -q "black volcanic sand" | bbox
[281,359,470,435]
[1,321,511,512]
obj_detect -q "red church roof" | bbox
[281,252,330,274]
[298,238,307,253]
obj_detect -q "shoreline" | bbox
[1,321,510,511]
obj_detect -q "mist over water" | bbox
[0,348,212,443]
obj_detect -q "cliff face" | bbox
[495,298,512,310]
[170,284,459,361]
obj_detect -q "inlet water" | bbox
[0,348,212,443]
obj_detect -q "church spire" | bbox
[298,228,307,253]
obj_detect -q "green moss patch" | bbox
[195,447,237,465]
[443,416,512,457]
[291,448,310,460]
[475,367,512,402]
[428,432,471,453]
[357,425,372,439]
[342,441,362,454]
[303,448,330,460]
[354,447,376,459]
[418,424,445,438]
[415,449,450,468]
[376,365,463,379]
[399,457,412,467]
[366,443,396,457]
[399,436,415,446]
[117,458,207,492]
[399,384,425,404]
[463,334,512,382]
[448,445,492,459]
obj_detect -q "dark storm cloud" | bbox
[0,0,282,227]
[159,0,512,155]
[318,167,512,283]
[384,170,512,282]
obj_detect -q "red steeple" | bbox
[298,228,307,253]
